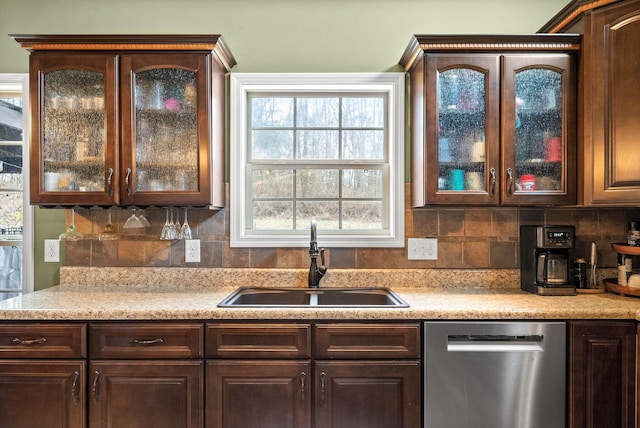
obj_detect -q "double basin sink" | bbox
[218,287,408,308]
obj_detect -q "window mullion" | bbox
[292,97,297,229]
[292,169,298,230]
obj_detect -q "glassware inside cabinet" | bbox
[437,68,486,191]
[42,69,106,192]
[514,68,563,193]
[133,68,199,193]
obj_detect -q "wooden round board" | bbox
[575,286,606,294]
[611,243,640,255]
[604,278,640,297]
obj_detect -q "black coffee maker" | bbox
[520,225,575,295]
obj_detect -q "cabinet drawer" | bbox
[0,323,86,358]
[90,323,203,359]
[207,323,311,358]
[315,323,420,359]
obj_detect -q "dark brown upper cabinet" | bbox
[541,0,640,206]
[400,35,579,206]
[11,35,235,207]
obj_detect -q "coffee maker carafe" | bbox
[520,225,575,295]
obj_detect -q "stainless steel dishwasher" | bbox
[424,321,566,428]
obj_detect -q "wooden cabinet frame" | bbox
[11,34,235,207]
[568,320,637,428]
[541,0,640,205]
[400,34,580,206]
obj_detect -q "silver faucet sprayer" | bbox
[308,219,327,287]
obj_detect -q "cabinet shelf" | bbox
[137,106,196,116]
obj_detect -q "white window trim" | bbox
[0,73,33,295]
[230,73,405,248]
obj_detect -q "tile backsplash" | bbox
[62,185,639,270]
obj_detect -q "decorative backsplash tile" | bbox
[61,184,637,270]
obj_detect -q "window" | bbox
[230,73,404,248]
[0,74,32,301]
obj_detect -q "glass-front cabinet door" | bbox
[30,54,118,205]
[501,55,576,205]
[426,55,500,204]
[120,54,211,206]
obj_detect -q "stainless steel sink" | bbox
[217,287,408,308]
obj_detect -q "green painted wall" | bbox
[33,208,64,290]
[0,0,569,289]
[1,0,568,74]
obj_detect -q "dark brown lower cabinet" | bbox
[89,361,203,428]
[314,361,421,428]
[206,360,311,428]
[0,361,85,428]
[205,322,421,428]
[87,322,205,428]
[0,322,87,428]
[569,320,637,428]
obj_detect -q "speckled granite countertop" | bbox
[0,267,638,321]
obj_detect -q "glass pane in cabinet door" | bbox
[514,68,563,193]
[42,70,106,192]
[134,68,198,192]
[437,68,485,191]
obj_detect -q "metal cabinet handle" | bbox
[489,167,496,196]
[12,337,46,346]
[125,168,132,196]
[320,371,327,404]
[300,371,306,401]
[107,167,114,197]
[91,371,100,404]
[506,167,514,197]
[71,371,80,405]
[129,338,164,345]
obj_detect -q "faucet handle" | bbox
[317,248,327,277]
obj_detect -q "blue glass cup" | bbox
[450,169,465,190]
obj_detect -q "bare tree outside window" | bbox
[249,95,386,231]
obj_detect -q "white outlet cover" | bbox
[407,238,438,260]
[185,239,201,263]
[44,239,60,262]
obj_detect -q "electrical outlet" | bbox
[407,238,438,260]
[44,239,60,262]
[185,239,201,263]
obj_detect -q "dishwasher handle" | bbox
[447,334,545,352]
[449,334,544,342]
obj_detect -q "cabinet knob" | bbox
[71,371,80,405]
[91,371,100,404]
[506,168,514,197]
[125,168,132,196]
[299,371,306,401]
[107,168,114,197]
[490,167,496,196]
[320,371,327,404]
[129,338,164,346]
[11,337,46,346]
